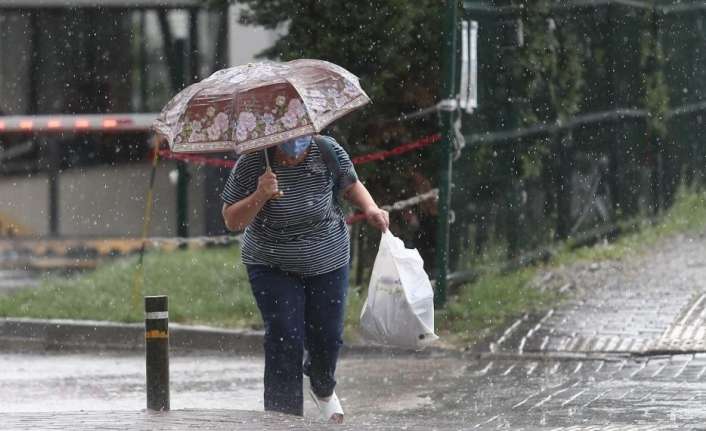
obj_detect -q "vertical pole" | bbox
[355,225,365,286]
[189,10,200,84]
[46,138,60,237]
[174,38,189,238]
[145,295,170,411]
[203,5,229,236]
[138,11,147,112]
[695,13,705,184]
[554,131,573,240]
[646,9,662,215]
[30,13,51,234]
[505,108,521,258]
[435,0,459,308]
[506,157,521,258]
[652,8,664,211]
[28,12,39,114]
[605,5,624,217]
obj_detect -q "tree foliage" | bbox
[511,0,585,179]
[234,0,442,154]
[232,0,446,272]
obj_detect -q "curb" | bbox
[0,237,238,260]
[0,318,459,358]
[0,318,264,355]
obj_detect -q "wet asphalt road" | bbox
[3,350,705,430]
[1,350,464,429]
[5,233,706,429]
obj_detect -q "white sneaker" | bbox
[308,388,344,423]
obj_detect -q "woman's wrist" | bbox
[362,204,380,213]
[252,188,270,205]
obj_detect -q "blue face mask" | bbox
[280,136,312,158]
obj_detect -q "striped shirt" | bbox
[221,139,358,276]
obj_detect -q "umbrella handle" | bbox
[263,149,284,199]
[263,148,271,169]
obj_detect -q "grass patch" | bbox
[555,188,706,264]
[437,267,552,344]
[0,247,260,328]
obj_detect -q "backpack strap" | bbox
[313,135,344,202]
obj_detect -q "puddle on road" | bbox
[0,352,263,412]
[0,350,469,427]
[376,393,433,412]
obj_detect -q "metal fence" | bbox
[431,0,706,304]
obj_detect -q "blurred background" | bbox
[0,0,280,239]
[1,0,706,305]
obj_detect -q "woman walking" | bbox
[221,134,388,423]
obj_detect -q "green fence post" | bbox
[435,0,460,309]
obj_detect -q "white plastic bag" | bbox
[359,230,439,349]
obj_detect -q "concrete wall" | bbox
[0,172,49,235]
[228,5,282,67]
[0,162,215,238]
[0,6,274,238]
[0,13,30,114]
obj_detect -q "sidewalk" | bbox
[490,232,706,356]
[0,350,465,431]
[0,317,265,355]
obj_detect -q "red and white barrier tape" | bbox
[153,135,440,235]
[350,134,441,165]
[345,188,438,225]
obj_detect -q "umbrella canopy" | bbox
[153,59,370,154]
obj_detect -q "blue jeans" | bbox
[246,264,349,416]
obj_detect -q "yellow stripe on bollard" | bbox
[145,330,169,339]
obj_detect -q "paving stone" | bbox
[493,235,706,356]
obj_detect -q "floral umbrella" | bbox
[153,59,370,154]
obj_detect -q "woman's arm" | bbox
[222,168,279,231]
[344,181,389,232]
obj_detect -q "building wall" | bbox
[0,172,49,235]
[0,161,214,237]
[228,5,281,67]
[0,6,277,239]
[36,11,134,114]
[0,13,31,114]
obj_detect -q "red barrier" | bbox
[156,133,441,168]
[345,212,367,225]
[157,134,441,226]
[350,133,441,165]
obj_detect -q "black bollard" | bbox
[145,295,170,411]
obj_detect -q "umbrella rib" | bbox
[294,59,360,85]
[286,61,370,132]
[280,75,321,132]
